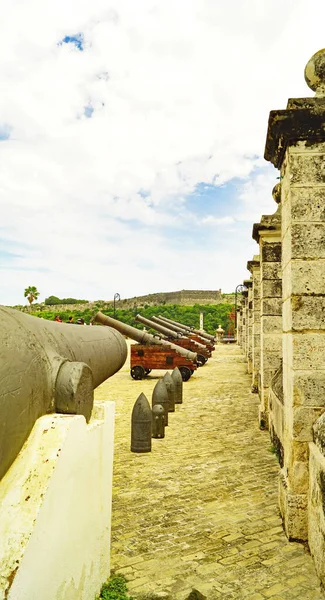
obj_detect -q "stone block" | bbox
[291,223,325,260]
[289,153,325,185]
[261,316,282,333]
[292,407,324,442]
[289,333,325,370]
[261,279,282,299]
[253,310,260,323]
[261,242,282,263]
[290,296,325,330]
[290,188,325,223]
[261,366,281,388]
[308,442,325,585]
[261,298,282,316]
[280,474,308,541]
[292,371,325,407]
[282,225,292,270]
[289,260,325,296]
[261,262,282,281]
[253,333,261,348]
[261,352,282,371]
[291,439,309,463]
[269,391,284,438]
[262,334,282,354]
[282,297,292,332]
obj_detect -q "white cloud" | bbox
[0,0,324,304]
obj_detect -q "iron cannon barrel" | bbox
[0,306,128,481]
[135,314,182,339]
[93,312,197,362]
[151,315,189,336]
[151,316,209,350]
[158,315,216,343]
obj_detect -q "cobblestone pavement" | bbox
[95,343,324,600]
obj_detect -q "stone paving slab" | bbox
[95,344,324,599]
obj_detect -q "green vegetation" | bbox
[28,302,234,334]
[24,285,40,308]
[44,295,88,305]
[96,574,133,600]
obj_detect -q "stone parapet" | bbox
[247,256,260,393]
[252,208,282,430]
[264,49,325,545]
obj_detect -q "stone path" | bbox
[95,344,324,599]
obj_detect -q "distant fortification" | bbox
[16,289,234,314]
[123,289,227,308]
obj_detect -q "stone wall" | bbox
[237,49,325,586]
[0,402,115,600]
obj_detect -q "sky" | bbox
[1,0,324,306]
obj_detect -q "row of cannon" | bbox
[93,312,216,381]
[131,367,183,452]
[0,305,214,481]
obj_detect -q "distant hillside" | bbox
[19,288,234,313]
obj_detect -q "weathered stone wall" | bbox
[0,402,115,600]
[238,48,325,585]
[247,256,260,392]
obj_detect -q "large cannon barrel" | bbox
[0,305,127,481]
[158,315,216,342]
[93,312,197,362]
[149,316,209,351]
[135,314,181,339]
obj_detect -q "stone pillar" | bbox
[244,279,253,374]
[247,256,260,393]
[241,289,248,358]
[264,49,325,540]
[236,307,243,346]
[253,205,282,429]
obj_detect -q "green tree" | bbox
[24,286,40,309]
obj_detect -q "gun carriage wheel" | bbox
[131,365,146,380]
[179,366,192,382]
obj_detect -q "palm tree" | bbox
[24,286,40,309]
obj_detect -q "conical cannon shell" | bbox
[171,367,183,404]
[163,372,176,413]
[152,379,169,426]
[131,393,152,453]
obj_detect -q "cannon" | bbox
[0,306,127,481]
[135,314,209,366]
[93,312,197,381]
[152,316,214,355]
[156,315,216,344]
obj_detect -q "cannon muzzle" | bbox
[135,314,181,339]
[151,316,210,351]
[158,315,216,343]
[0,306,127,481]
[93,312,197,362]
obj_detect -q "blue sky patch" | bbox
[84,105,94,118]
[59,33,84,51]
[0,124,11,141]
